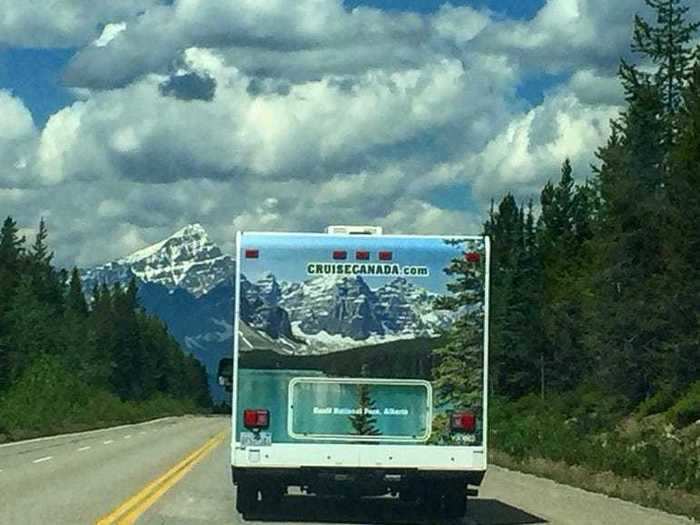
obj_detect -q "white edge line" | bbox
[124,435,132,439]
[103,440,114,445]
[0,417,178,449]
[77,446,91,452]
[32,456,53,464]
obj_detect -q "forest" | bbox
[0,217,211,441]
[432,0,700,516]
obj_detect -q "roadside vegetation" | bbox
[437,0,700,518]
[0,219,212,443]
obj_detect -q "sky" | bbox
[0,0,694,268]
[240,233,484,292]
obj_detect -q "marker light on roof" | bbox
[333,250,347,260]
[356,251,370,260]
[245,249,259,259]
[378,251,393,261]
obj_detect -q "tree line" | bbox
[484,0,699,421]
[0,218,210,438]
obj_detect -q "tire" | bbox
[423,489,444,516]
[236,483,258,517]
[399,484,419,503]
[261,483,284,506]
[443,483,467,519]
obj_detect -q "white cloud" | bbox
[93,22,128,47]
[468,89,620,201]
[474,0,653,74]
[4,0,682,267]
[39,51,516,188]
[0,91,39,188]
[0,1,159,48]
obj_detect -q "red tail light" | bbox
[245,249,259,259]
[464,252,481,263]
[450,411,476,432]
[356,250,370,260]
[243,409,269,429]
[333,250,347,260]
[378,251,393,261]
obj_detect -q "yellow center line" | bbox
[95,430,227,525]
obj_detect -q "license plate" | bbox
[240,431,272,447]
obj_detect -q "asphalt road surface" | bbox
[0,416,693,525]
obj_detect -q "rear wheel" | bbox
[423,487,444,516]
[236,483,258,516]
[261,483,285,506]
[422,481,466,518]
[443,483,467,518]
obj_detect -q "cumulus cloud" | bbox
[39,48,517,188]
[1,0,674,267]
[62,1,493,89]
[0,1,159,48]
[467,89,620,201]
[473,0,645,74]
[0,91,40,188]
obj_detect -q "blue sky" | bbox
[240,233,484,292]
[0,0,683,267]
[0,48,76,127]
[344,0,545,18]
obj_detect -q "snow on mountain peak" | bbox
[120,223,209,264]
[83,223,234,297]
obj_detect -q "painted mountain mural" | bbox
[81,225,457,397]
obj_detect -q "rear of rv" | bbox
[225,230,489,517]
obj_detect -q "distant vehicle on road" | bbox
[218,225,490,519]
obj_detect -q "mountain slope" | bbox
[82,224,234,297]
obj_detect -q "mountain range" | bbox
[81,225,455,397]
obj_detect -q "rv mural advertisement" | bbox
[236,234,486,446]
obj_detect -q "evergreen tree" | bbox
[433,240,486,402]
[625,0,699,117]
[662,60,700,392]
[67,268,88,316]
[2,276,58,382]
[349,365,381,436]
[0,217,25,391]
[585,3,693,402]
[30,218,51,266]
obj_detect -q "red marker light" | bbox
[333,250,347,260]
[245,249,259,259]
[465,252,481,263]
[450,411,476,433]
[356,251,370,260]
[243,409,270,429]
[378,251,393,261]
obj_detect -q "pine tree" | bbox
[626,0,699,116]
[2,276,58,381]
[662,60,700,392]
[588,52,673,403]
[621,0,699,163]
[349,365,381,436]
[432,238,486,402]
[30,218,51,266]
[67,268,88,316]
[0,217,25,391]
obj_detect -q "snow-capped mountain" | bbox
[82,224,234,297]
[241,273,456,350]
[79,225,463,398]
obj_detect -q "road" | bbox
[0,416,693,525]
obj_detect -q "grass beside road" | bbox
[0,355,209,443]
[490,393,700,521]
[490,449,700,521]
